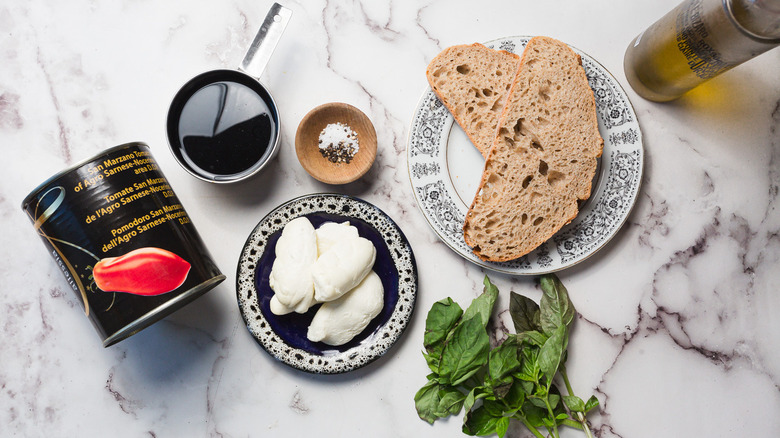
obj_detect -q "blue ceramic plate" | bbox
[236,194,418,374]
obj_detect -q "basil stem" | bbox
[561,365,595,438]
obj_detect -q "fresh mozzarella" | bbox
[307,271,384,345]
[269,294,294,315]
[311,236,376,302]
[268,216,318,313]
[315,221,359,256]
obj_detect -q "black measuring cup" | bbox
[166,3,292,184]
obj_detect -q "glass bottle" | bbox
[624,0,780,102]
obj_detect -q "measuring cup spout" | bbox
[240,3,292,79]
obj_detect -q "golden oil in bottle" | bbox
[624,0,780,102]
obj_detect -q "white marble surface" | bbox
[2,0,779,437]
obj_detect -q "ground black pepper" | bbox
[318,123,359,164]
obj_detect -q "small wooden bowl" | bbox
[295,102,377,184]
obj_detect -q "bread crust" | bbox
[425,43,521,158]
[462,36,604,262]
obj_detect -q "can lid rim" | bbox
[102,274,226,347]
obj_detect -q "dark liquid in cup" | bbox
[175,80,276,179]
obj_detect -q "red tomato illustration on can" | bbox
[93,247,191,296]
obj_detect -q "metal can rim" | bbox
[102,273,226,347]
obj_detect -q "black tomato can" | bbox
[22,142,225,347]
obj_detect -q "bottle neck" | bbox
[727,0,780,41]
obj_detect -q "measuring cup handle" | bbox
[239,3,292,79]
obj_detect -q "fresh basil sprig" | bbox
[414,274,599,438]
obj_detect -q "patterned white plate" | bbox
[407,36,643,274]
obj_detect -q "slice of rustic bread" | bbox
[426,43,521,158]
[463,36,604,262]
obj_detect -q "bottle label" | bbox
[675,0,730,79]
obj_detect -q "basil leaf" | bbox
[423,352,441,373]
[528,397,547,409]
[437,386,467,417]
[490,378,513,400]
[547,393,560,410]
[463,406,503,436]
[563,395,585,413]
[522,401,547,428]
[519,380,534,395]
[503,380,527,408]
[483,274,500,294]
[414,380,444,424]
[440,316,491,385]
[516,330,548,347]
[462,277,499,327]
[489,338,522,382]
[542,416,557,429]
[584,395,600,413]
[414,379,466,424]
[483,399,506,417]
[517,345,541,382]
[495,416,510,438]
[509,292,541,333]
[464,387,488,413]
[423,297,463,352]
[539,325,568,382]
[539,274,575,336]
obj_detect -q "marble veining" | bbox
[2,0,780,437]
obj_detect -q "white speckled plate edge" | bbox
[236,193,418,374]
[407,36,644,275]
